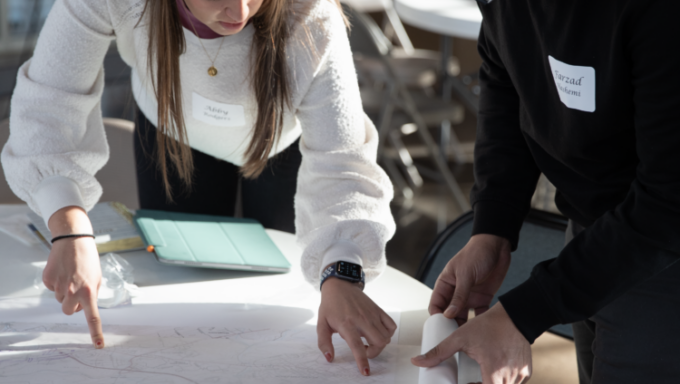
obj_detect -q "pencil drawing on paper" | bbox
[0,322,401,383]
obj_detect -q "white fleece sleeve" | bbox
[1,0,114,224]
[294,3,396,288]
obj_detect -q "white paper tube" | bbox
[418,314,459,384]
[418,314,482,384]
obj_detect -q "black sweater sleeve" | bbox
[470,24,542,250]
[498,1,680,343]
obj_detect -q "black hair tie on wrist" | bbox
[50,234,96,244]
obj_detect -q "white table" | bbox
[0,204,433,383]
[394,0,482,40]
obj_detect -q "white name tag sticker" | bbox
[192,92,246,127]
[548,56,596,113]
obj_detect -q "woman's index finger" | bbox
[341,328,370,376]
[82,296,105,349]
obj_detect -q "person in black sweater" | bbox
[411,0,680,383]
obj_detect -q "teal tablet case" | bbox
[134,210,291,272]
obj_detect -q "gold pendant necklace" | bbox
[185,3,225,77]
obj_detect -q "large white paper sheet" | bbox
[0,321,407,384]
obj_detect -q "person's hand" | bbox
[317,277,397,376]
[430,234,512,325]
[42,206,105,349]
[412,303,532,384]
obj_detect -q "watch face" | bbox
[336,261,362,280]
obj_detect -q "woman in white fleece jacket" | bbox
[1,0,396,375]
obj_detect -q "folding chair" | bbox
[416,209,573,339]
[343,5,470,215]
[340,0,419,57]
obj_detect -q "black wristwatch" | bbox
[320,261,365,291]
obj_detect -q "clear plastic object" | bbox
[32,253,139,307]
[97,253,139,309]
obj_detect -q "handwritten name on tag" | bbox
[192,92,246,127]
[548,56,596,113]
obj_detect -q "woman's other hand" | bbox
[317,277,397,376]
[43,206,105,349]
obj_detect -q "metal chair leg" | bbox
[397,84,471,212]
[383,7,415,56]
[388,129,424,190]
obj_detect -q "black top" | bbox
[471,0,680,343]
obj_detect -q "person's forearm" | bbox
[43,205,104,349]
[471,26,541,250]
[48,206,94,237]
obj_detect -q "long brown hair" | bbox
[140,0,347,200]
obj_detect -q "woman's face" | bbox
[184,0,264,36]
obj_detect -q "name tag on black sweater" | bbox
[548,55,596,112]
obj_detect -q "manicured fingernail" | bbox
[324,352,332,362]
[363,367,370,376]
[444,305,457,317]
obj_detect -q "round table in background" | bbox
[340,0,391,13]
[394,0,482,40]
